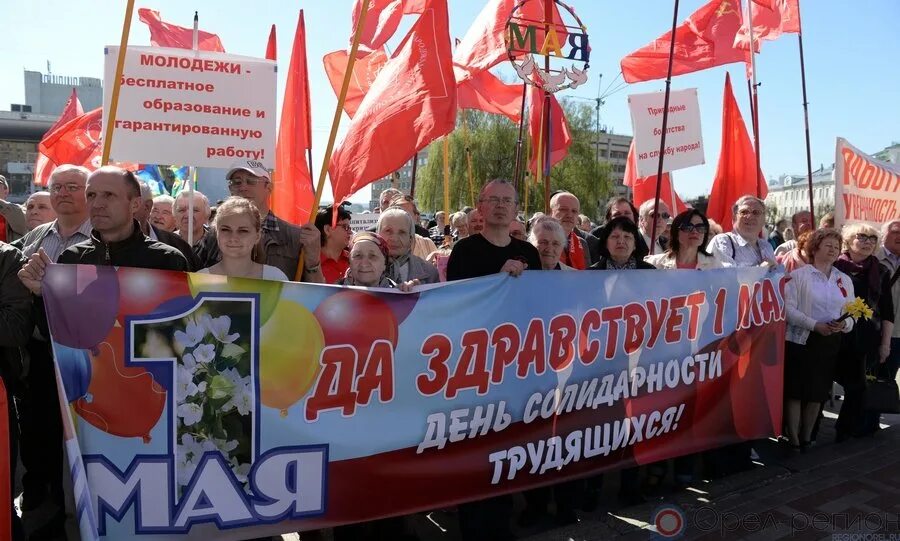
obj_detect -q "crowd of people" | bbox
[0,166,898,540]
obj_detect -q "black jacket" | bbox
[152,225,201,271]
[575,228,602,264]
[589,256,656,270]
[58,221,189,271]
[0,242,34,393]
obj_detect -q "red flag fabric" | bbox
[34,89,83,186]
[351,0,428,50]
[137,8,225,52]
[457,70,524,124]
[323,48,389,118]
[734,0,801,50]
[527,86,571,174]
[273,11,315,225]
[37,108,137,175]
[620,0,749,84]
[329,0,457,205]
[453,0,567,83]
[623,141,688,215]
[707,73,767,232]
[265,24,277,60]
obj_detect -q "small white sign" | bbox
[628,88,704,178]
[350,212,379,233]
[103,46,276,168]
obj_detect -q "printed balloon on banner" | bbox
[118,267,191,317]
[54,346,92,403]
[74,324,166,443]
[259,300,324,416]
[42,264,119,351]
[313,290,399,372]
[188,273,283,325]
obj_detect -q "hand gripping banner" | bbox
[43,265,786,539]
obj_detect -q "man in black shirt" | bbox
[447,179,540,281]
[446,179,537,541]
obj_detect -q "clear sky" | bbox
[1,0,898,204]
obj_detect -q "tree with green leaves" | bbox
[415,100,613,220]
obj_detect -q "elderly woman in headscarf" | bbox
[338,232,418,291]
[376,208,439,285]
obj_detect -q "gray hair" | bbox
[174,189,210,218]
[638,199,669,219]
[379,187,403,210]
[528,216,566,246]
[153,194,175,206]
[376,207,415,240]
[48,164,90,185]
[549,191,577,209]
[0,175,7,188]
[881,219,900,239]
[138,181,153,202]
[26,191,51,204]
[731,195,766,218]
[450,211,467,227]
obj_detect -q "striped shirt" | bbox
[24,219,93,262]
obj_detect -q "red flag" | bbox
[137,8,225,52]
[453,0,567,82]
[350,0,428,50]
[734,0,801,50]
[329,0,457,205]
[37,108,137,175]
[528,86,571,174]
[273,11,315,225]
[620,0,749,84]
[34,89,83,186]
[457,70,524,124]
[707,73,767,232]
[323,48,389,118]
[623,141,688,215]
[265,24,277,60]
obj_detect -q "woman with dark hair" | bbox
[646,209,723,270]
[591,198,650,259]
[590,216,655,270]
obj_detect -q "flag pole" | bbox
[649,0,680,254]
[512,82,528,194]
[462,110,475,205]
[409,152,418,197]
[442,138,451,223]
[187,12,199,247]
[746,0,762,198]
[101,0,136,166]
[797,14,816,225]
[294,0,370,280]
[542,0,553,213]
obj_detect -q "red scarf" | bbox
[563,231,587,270]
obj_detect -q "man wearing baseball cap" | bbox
[197,160,324,282]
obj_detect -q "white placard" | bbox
[834,137,900,229]
[103,46,276,168]
[350,212,379,233]
[628,88,704,178]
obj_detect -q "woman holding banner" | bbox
[785,228,855,452]
[834,224,894,441]
[645,209,722,271]
[338,232,418,291]
[198,197,288,281]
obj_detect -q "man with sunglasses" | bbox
[198,160,324,282]
[638,199,671,255]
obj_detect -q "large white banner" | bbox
[628,89,704,178]
[103,46,276,168]
[834,138,900,229]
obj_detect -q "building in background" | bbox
[594,130,632,195]
[369,155,426,211]
[0,70,103,202]
[873,142,900,165]
[765,164,835,221]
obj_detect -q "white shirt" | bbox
[197,265,288,281]
[785,264,855,345]
[645,252,724,270]
[640,231,665,255]
[709,231,776,268]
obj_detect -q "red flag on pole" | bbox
[527,86,571,174]
[265,24,277,60]
[34,89,84,186]
[38,108,137,174]
[137,8,225,52]
[323,48,389,118]
[734,0,801,50]
[453,0,567,83]
[329,0,457,205]
[620,0,749,84]
[350,0,429,50]
[457,70,524,124]
[623,141,688,215]
[272,11,315,225]
[707,73,767,231]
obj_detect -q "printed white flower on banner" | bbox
[230,458,252,484]
[213,437,239,454]
[176,402,203,426]
[174,317,206,349]
[221,368,253,416]
[176,365,207,399]
[176,454,199,487]
[202,314,239,344]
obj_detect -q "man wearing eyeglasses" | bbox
[709,195,776,268]
[638,199,671,256]
[198,160,324,282]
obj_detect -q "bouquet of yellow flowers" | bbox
[836,297,874,322]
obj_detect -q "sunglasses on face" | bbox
[678,223,708,233]
[649,212,670,220]
[855,234,878,243]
